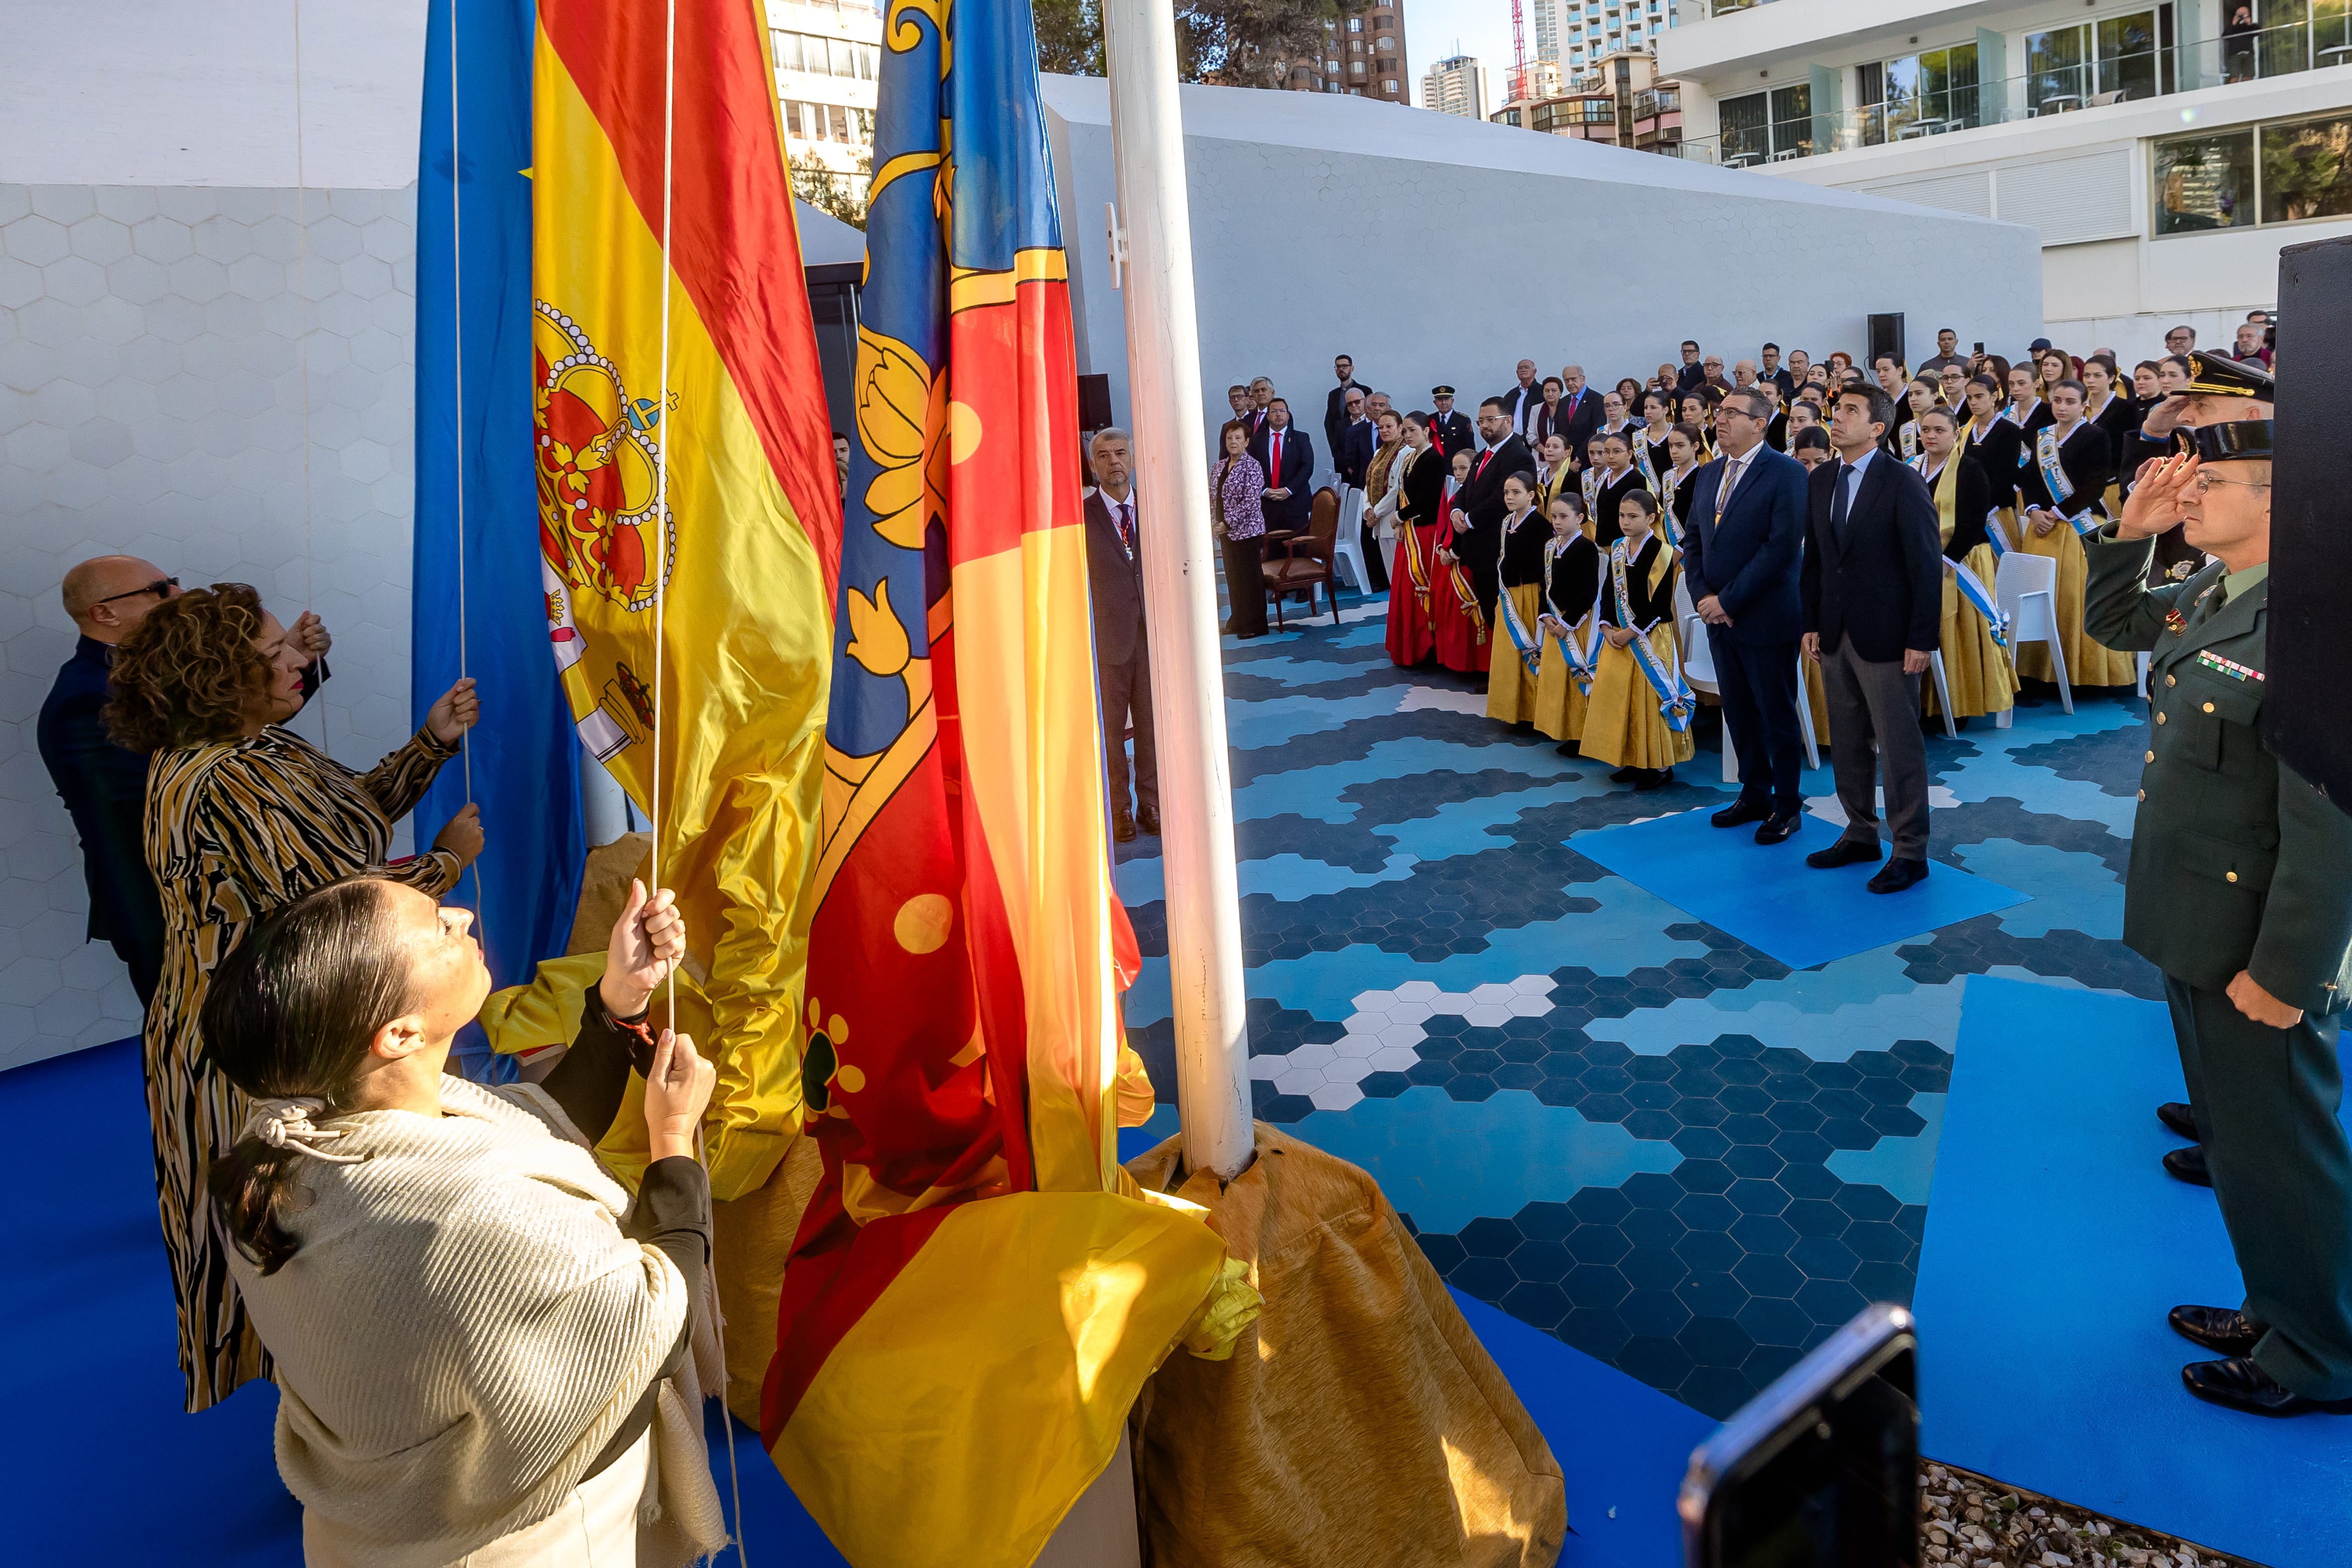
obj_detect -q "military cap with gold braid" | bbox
[2183,349,2274,400]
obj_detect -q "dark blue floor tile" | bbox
[1620,1246,1689,1292]
[1461,1216,1523,1257]
[1673,1230,1742,1275]
[1563,1262,1633,1309]
[1621,1208,1688,1251]
[1732,1253,1807,1300]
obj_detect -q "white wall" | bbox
[0,0,428,1071]
[1043,77,2042,456]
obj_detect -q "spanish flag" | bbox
[530,0,839,1199]
[758,2,1251,1562]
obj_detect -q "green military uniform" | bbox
[2083,518,2352,1401]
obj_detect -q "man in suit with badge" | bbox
[1250,397,1315,537]
[2085,421,2352,1417]
[1682,389,1811,845]
[1450,398,1532,624]
[1083,429,1157,843]
[1428,387,1473,460]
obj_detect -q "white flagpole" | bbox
[1099,0,1253,1181]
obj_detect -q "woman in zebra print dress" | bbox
[106,583,482,1411]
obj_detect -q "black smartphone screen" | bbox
[1701,1343,1919,1568]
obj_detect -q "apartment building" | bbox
[1491,49,1687,157]
[1530,0,1684,75]
[1282,0,1411,101]
[770,0,883,205]
[1423,54,1493,120]
[1657,0,2352,352]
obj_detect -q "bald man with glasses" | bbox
[36,556,330,1005]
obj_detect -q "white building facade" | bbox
[1422,54,1492,119]
[1659,0,2352,356]
[1533,0,1683,75]
[770,0,883,205]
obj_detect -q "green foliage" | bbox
[791,149,871,231]
[1030,0,1363,88]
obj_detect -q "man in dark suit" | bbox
[1682,390,1810,844]
[1452,398,1532,620]
[1760,343,1796,400]
[1083,430,1157,842]
[1674,340,1706,394]
[1553,365,1601,467]
[1251,397,1315,537]
[1245,376,1275,442]
[1497,359,1540,443]
[1322,354,1365,460]
[1800,385,1944,894]
[1334,387,1375,490]
[37,555,330,1005]
[1428,387,1473,459]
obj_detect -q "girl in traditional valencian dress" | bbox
[1533,491,1604,755]
[1912,406,2016,724]
[1580,490,1695,790]
[1429,445,1490,674]
[2017,378,2139,687]
[1383,412,1446,667]
[1485,472,1552,726]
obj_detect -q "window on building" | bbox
[1376,36,1394,51]
[1718,83,1811,163]
[784,100,804,137]
[1350,59,1366,76]
[2262,111,2352,222]
[1384,79,1398,93]
[830,103,851,140]
[1348,16,1362,30]
[2025,7,2168,114]
[2154,127,2254,233]
[1349,38,1362,52]
[1856,41,1979,143]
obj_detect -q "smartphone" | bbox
[1679,1303,1920,1568]
[1973,341,1985,356]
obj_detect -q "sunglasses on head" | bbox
[95,576,178,607]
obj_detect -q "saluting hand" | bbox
[2118,451,2197,540]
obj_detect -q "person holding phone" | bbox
[208,873,730,1558]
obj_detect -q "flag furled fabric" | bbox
[415,0,584,1011]
[759,3,1242,1562]
[531,0,840,1198]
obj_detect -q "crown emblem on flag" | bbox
[532,300,678,615]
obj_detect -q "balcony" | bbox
[1676,19,2352,167]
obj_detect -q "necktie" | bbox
[1715,455,1744,519]
[1270,432,1283,481]
[1117,500,1135,552]
[1830,463,1853,544]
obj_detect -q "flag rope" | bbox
[445,0,487,959]
[292,0,319,747]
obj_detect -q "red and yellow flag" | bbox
[756,2,1251,1562]
[529,0,839,1198]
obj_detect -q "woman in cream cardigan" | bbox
[204,872,726,1568]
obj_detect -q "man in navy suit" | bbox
[1681,389,1810,844]
[1334,387,1375,489]
[1251,397,1315,534]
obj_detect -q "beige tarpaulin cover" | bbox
[1125,1123,1567,1568]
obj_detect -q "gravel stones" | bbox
[1919,1462,2251,1568]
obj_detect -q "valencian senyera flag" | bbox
[757,1,1257,1563]
[529,0,840,1199]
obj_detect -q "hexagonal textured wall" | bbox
[0,182,416,1070]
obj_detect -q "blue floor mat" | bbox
[1914,975,2352,1568]
[1570,806,2028,971]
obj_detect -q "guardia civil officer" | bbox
[2083,422,2352,1417]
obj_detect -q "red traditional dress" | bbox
[1384,446,1442,666]
[1428,476,1491,674]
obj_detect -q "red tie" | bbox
[1476,448,1493,480]
[1271,432,1283,480]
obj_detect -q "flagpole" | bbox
[1099,0,1254,1182]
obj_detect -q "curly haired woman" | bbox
[106,583,483,1411]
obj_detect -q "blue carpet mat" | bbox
[1570,806,2028,971]
[1914,975,2352,1568]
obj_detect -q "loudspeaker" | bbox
[1077,373,1114,433]
[1867,313,1906,371]
[2267,235,2350,815]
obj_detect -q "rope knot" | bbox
[241,1096,364,1164]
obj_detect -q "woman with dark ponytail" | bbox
[205,873,728,1567]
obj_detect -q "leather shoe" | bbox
[1753,811,1803,845]
[2158,1101,2199,1141]
[2181,1356,2352,1416]
[2169,1304,2268,1357]
[1712,798,1770,829]
[1634,769,1674,792]
[2164,1145,2212,1187]
[1867,857,1929,894]
[1137,806,1161,836]
[1807,839,1883,869]
[1113,812,1137,844]
[1610,766,1641,784]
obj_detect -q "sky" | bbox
[1402,0,1517,105]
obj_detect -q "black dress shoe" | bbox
[1634,768,1673,792]
[1806,838,1883,869]
[1754,811,1803,845]
[1554,740,1578,756]
[1867,857,1928,894]
[1137,806,1162,836]
[1113,813,1137,844]
[2164,1145,2212,1187]
[2158,1101,2199,1141]
[2169,1304,2268,1357]
[1711,798,1770,829]
[2181,1357,2352,1416]
[1610,765,1641,784]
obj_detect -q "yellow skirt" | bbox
[1485,584,1545,725]
[1580,625,1697,771]
[1925,543,2018,719]
[2014,514,2139,687]
[1532,617,1592,742]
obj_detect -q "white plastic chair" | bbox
[1674,578,1819,782]
[1331,487,1370,594]
[1995,549,2072,718]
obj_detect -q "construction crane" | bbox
[1508,0,1530,103]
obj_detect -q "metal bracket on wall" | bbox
[1105,201,1128,289]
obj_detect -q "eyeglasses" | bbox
[93,576,177,607]
[2192,475,2269,494]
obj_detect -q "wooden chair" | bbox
[1263,488,1341,629]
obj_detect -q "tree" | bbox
[791,149,871,231]
[1030,0,1361,89]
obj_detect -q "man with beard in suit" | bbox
[1451,398,1532,626]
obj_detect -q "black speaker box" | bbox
[1867,313,1906,371]
[2266,236,2348,816]
[1077,373,1114,433]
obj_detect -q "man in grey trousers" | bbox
[1798,384,1944,894]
